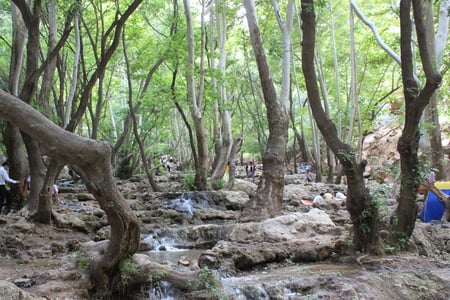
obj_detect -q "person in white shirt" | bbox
[52,184,60,205]
[335,191,347,200]
[0,161,19,214]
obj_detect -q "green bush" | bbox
[184,172,196,190]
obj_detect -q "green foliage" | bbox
[302,294,319,300]
[115,160,134,180]
[119,257,140,287]
[147,269,167,293]
[216,178,225,190]
[337,149,355,164]
[384,229,410,254]
[368,183,392,215]
[76,254,89,274]
[147,269,167,284]
[184,172,196,191]
[342,224,354,248]
[189,267,227,300]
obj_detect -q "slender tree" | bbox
[394,0,443,240]
[183,0,209,190]
[301,0,383,254]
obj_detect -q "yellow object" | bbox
[323,193,333,200]
[435,181,450,189]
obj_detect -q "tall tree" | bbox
[183,0,209,190]
[209,0,233,190]
[301,0,383,254]
[423,0,449,181]
[240,0,290,221]
[394,0,443,239]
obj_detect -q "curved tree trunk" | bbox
[0,90,140,299]
[394,0,442,240]
[301,0,383,255]
[34,159,63,224]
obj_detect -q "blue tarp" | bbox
[419,187,450,223]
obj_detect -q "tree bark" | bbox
[240,0,289,221]
[0,90,140,299]
[301,0,383,254]
[183,0,209,190]
[423,0,449,181]
[6,1,33,209]
[209,0,233,190]
[394,0,443,239]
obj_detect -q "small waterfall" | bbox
[143,235,182,251]
[159,191,212,217]
[148,281,183,300]
[143,235,203,300]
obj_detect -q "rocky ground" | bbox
[0,172,449,300]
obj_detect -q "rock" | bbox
[229,179,256,196]
[0,280,45,300]
[178,256,190,266]
[13,277,35,288]
[199,211,343,272]
[77,193,96,201]
[52,211,87,232]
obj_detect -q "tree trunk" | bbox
[34,159,62,224]
[37,0,57,113]
[5,2,29,207]
[315,53,334,183]
[209,0,233,190]
[423,0,449,181]
[183,0,209,190]
[0,90,140,299]
[301,0,383,255]
[21,134,46,213]
[122,31,159,191]
[394,0,443,240]
[64,12,80,128]
[224,132,243,190]
[240,0,289,221]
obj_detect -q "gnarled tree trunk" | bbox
[0,90,140,299]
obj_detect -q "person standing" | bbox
[0,161,19,214]
[306,169,314,182]
[246,161,256,183]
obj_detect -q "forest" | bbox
[0,0,449,299]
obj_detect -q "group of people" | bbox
[0,160,60,214]
[313,190,347,204]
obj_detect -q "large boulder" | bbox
[199,210,344,273]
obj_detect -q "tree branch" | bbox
[350,0,401,65]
